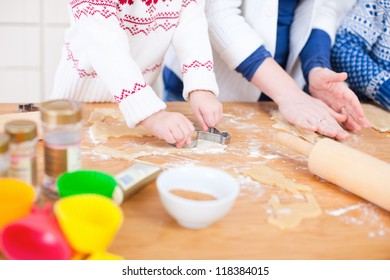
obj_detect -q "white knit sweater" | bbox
[165,0,356,102]
[51,0,219,127]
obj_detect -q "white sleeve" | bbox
[70,0,165,127]
[205,0,265,69]
[171,0,219,100]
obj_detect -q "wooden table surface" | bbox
[1,102,390,260]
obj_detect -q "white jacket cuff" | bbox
[119,86,166,128]
[182,70,220,101]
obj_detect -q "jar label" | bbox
[44,143,81,177]
[8,155,37,185]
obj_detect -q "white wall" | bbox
[0,0,69,103]
[0,0,164,103]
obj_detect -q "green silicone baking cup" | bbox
[57,170,117,199]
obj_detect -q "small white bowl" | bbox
[156,165,239,229]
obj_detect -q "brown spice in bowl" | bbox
[170,189,217,201]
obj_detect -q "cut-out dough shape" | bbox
[242,165,311,194]
[270,111,319,143]
[362,104,390,133]
[267,194,322,230]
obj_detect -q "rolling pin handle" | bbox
[275,132,314,157]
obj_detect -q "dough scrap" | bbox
[90,121,151,140]
[87,108,124,123]
[271,111,319,143]
[243,165,312,194]
[267,194,322,230]
[94,139,227,160]
[362,104,390,133]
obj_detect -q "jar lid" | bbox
[5,120,37,142]
[40,100,82,125]
[0,133,10,153]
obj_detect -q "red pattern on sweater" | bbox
[65,43,97,78]
[142,63,162,75]
[182,0,197,8]
[71,0,119,20]
[122,11,179,35]
[182,60,213,75]
[70,0,190,36]
[114,83,147,103]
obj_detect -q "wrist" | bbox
[140,109,164,126]
[188,90,214,100]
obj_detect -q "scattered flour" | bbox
[326,203,390,238]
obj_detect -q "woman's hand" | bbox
[278,91,351,140]
[308,67,371,131]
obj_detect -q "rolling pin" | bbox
[276,132,390,211]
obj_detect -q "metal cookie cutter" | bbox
[18,103,39,113]
[170,127,231,148]
[196,127,231,145]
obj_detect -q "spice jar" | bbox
[40,100,83,198]
[5,120,38,194]
[0,133,10,177]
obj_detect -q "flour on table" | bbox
[270,111,320,143]
[362,104,390,133]
[242,165,312,194]
[326,202,389,238]
[267,194,322,230]
[189,139,227,154]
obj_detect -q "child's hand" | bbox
[278,91,351,140]
[140,110,195,148]
[189,90,223,131]
[308,67,371,131]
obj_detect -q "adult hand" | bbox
[308,67,371,131]
[189,90,223,131]
[140,110,195,148]
[278,92,351,140]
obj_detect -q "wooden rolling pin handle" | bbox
[275,132,313,157]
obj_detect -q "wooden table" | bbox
[1,102,390,260]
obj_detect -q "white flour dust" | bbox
[236,175,267,198]
[326,203,390,238]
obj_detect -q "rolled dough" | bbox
[243,165,322,229]
[90,121,151,141]
[362,104,390,133]
[267,194,322,230]
[242,165,312,194]
[87,108,124,123]
[94,139,227,160]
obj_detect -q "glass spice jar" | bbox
[40,100,83,198]
[5,120,39,195]
[0,133,10,177]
